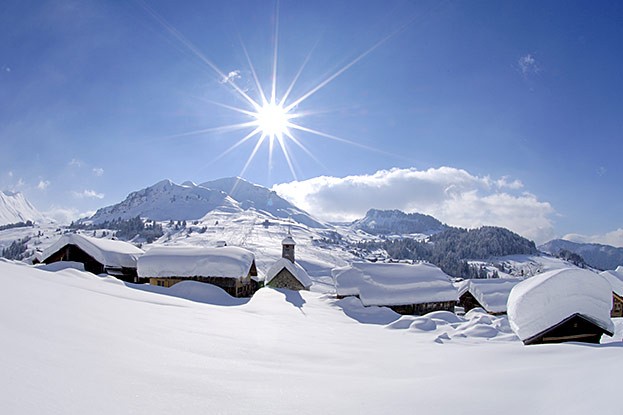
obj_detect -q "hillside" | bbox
[86,179,241,223]
[351,209,447,236]
[539,239,623,270]
[0,191,43,226]
[202,177,327,229]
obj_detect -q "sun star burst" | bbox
[254,101,291,140]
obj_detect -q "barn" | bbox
[265,235,312,291]
[332,262,457,315]
[40,233,144,283]
[138,245,258,297]
[458,278,524,315]
[599,267,623,318]
[507,268,614,345]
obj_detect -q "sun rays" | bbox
[138,0,414,182]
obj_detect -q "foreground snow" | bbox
[1,260,622,414]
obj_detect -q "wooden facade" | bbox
[458,291,482,313]
[43,244,139,283]
[336,294,456,316]
[266,268,306,291]
[458,291,506,316]
[523,313,614,345]
[612,293,623,318]
[149,262,258,298]
[389,300,456,316]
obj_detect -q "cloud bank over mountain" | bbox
[563,229,623,248]
[273,167,555,243]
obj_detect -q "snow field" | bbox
[1,261,622,414]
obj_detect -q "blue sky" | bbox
[1,0,621,244]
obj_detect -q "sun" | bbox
[254,100,291,140]
[140,1,407,182]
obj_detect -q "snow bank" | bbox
[41,233,144,268]
[138,245,255,279]
[35,261,85,272]
[465,278,524,313]
[599,266,623,296]
[266,258,312,288]
[132,280,248,306]
[332,262,457,306]
[507,268,614,341]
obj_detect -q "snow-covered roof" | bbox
[332,262,457,307]
[463,278,524,314]
[41,233,144,269]
[138,245,255,279]
[266,258,312,289]
[282,236,296,245]
[599,267,623,297]
[507,268,614,342]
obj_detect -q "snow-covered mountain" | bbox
[86,179,241,223]
[202,177,327,229]
[539,239,623,270]
[86,177,327,229]
[351,209,448,236]
[0,191,43,225]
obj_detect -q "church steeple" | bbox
[281,230,296,263]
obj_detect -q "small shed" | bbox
[138,245,258,297]
[332,262,458,315]
[507,268,614,345]
[458,278,524,315]
[599,267,623,318]
[40,233,144,283]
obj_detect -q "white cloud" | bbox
[7,171,13,178]
[44,207,94,225]
[220,70,241,84]
[72,189,104,199]
[92,167,104,176]
[273,167,555,243]
[518,54,539,76]
[68,158,83,167]
[37,180,51,190]
[562,229,623,248]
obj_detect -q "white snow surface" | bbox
[266,258,312,288]
[600,266,623,296]
[0,190,43,225]
[138,245,255,279]
[87,179,241,223]
[2,260,623,415]
[463,278,524,313]
[41,233,144,269]
[507,268,615,341]
[333,261,457,306]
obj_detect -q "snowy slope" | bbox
[86,179,241,223]
[0,191,43,225]
[2,260,623,414]
[351,208,447,236]
[539,239,623,270]
[202,177,327,229]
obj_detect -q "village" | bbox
[32,230,623,346]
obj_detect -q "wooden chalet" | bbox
[522,313,614,345]
[457,278,523,315]
[599,268,623,318]
[332,262,458,315]
[507,268,615,345]
[138,245,258,298]
[265,235,312,291]
[40,233,144,283]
